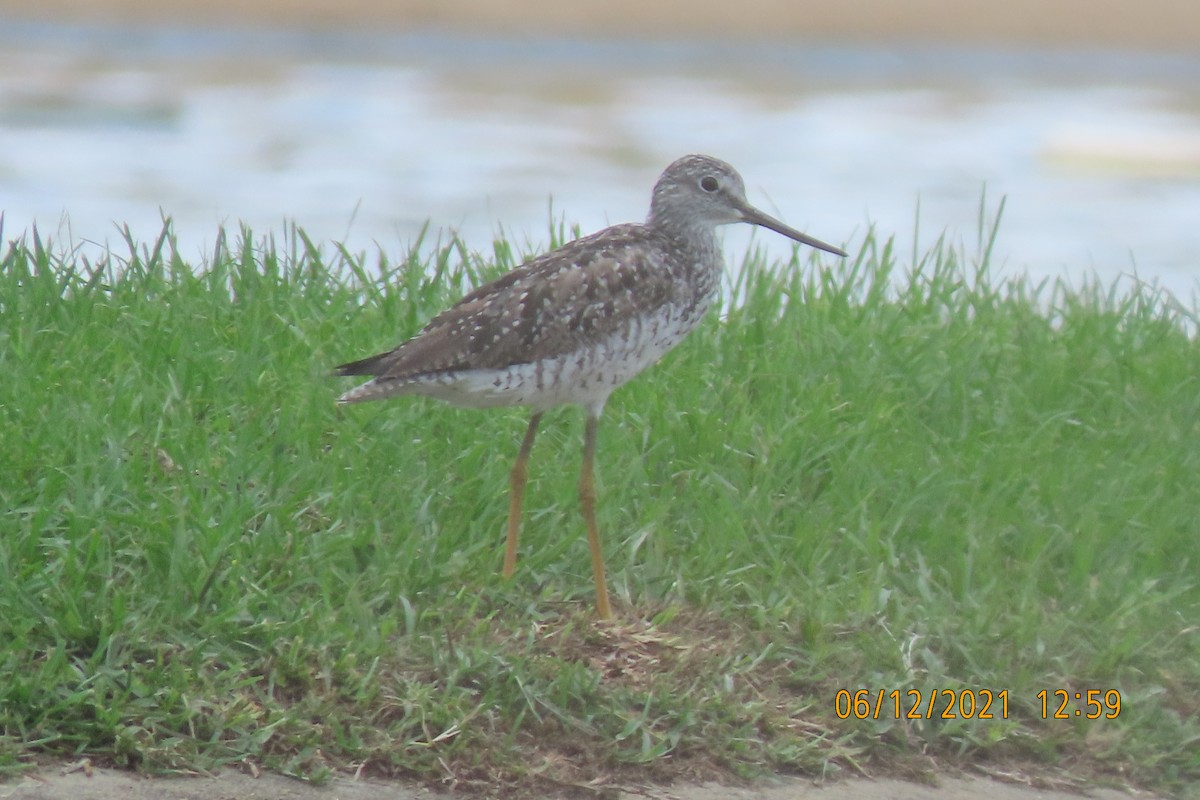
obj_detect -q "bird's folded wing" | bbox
[371,226,687,379]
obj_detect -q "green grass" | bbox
[0,212,1197,796]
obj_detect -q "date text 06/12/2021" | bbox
[834,689,1123,720]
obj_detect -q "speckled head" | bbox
[648,154,847,257]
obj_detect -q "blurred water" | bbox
[1,21,1198,300]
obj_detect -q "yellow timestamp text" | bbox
[1037,689,1121,719]
[834,689,1010,720]
[833,689,1123,720]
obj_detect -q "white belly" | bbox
[411,298,713,412]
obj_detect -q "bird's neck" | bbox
[640,216,723,301]
[646,210,719,253]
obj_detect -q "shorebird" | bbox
[336,154,846,619]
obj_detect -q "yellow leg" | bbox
[503,412,542,579]
[579,413,613,620]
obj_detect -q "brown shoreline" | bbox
[1,0,1199,51]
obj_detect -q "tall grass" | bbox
[0,214,1196,793]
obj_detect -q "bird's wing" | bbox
[357,224,688,380]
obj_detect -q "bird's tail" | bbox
[333,350,392,377]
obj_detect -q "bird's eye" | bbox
[700,176,719,192]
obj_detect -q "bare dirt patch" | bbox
[0,761,1156,800]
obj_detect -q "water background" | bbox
[2,20,1198,300]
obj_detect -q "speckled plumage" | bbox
[336,224,719,412]
[335,154,846,619]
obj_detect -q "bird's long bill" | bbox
[740,204,847,258]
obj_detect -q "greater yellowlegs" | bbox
[336,154,846,619]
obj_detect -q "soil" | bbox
[0,762,1155,800]
[0,0,1197,50]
